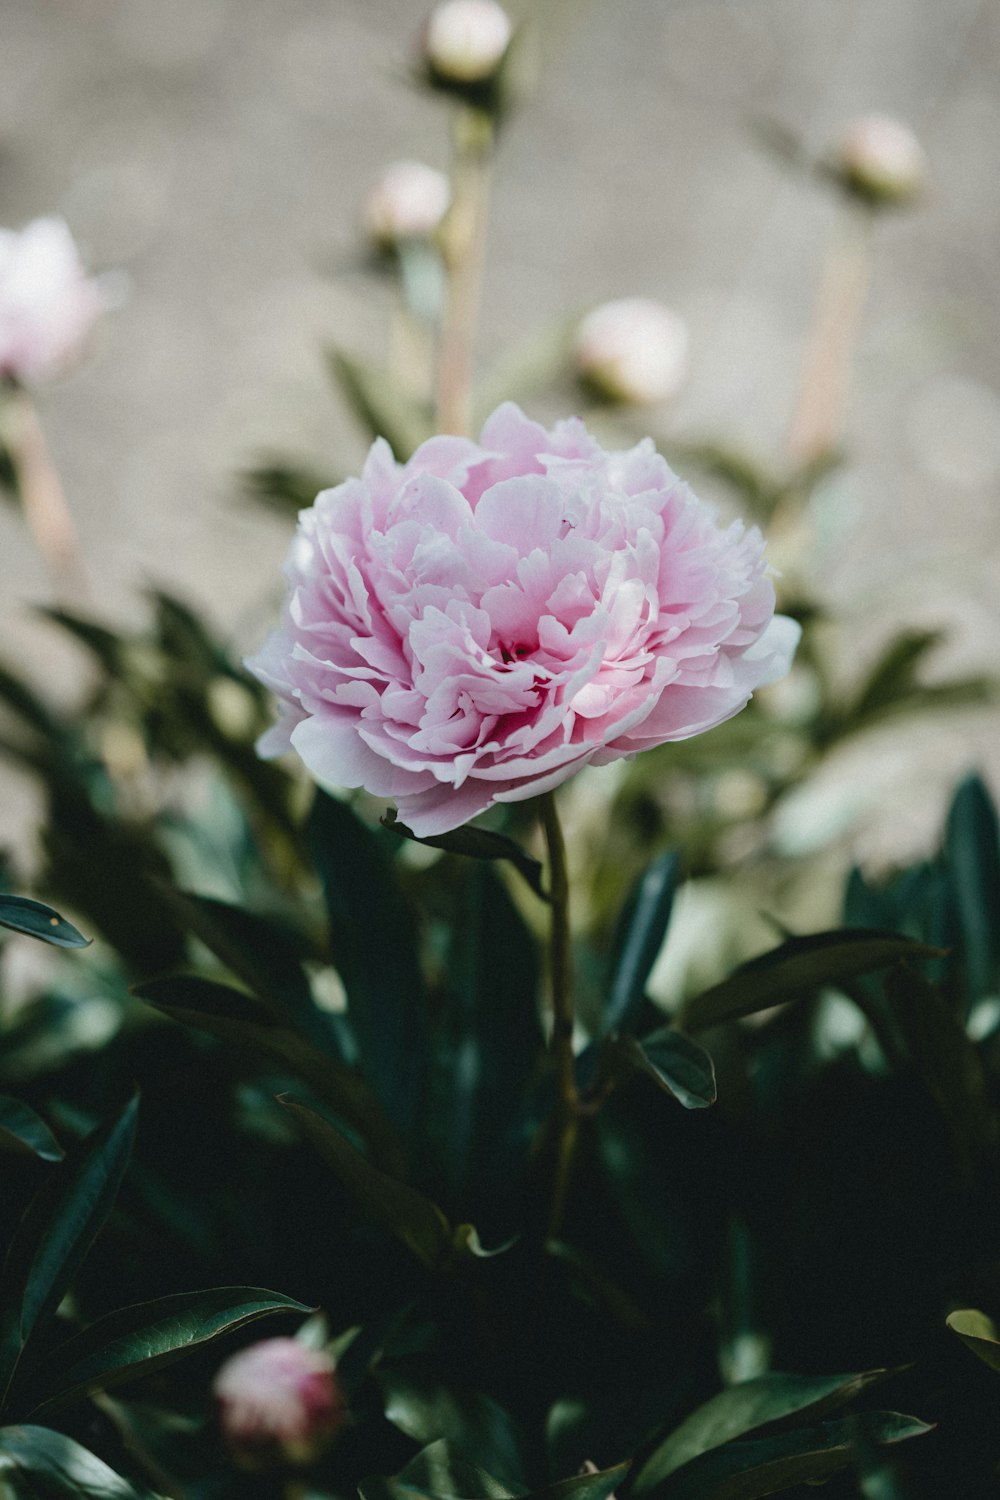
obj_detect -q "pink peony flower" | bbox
[0,218,103,386]
[213,1337,344,1468]
[248,403,799,836]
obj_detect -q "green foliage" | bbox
[0,895,90,950]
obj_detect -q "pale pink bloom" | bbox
[213,1337,344,1468]
[834,115,926,203]
[424,0,512,84]
[248,403,799,836]
[576,298,689,406]
[363,161,451,251]
[0,218,103,386]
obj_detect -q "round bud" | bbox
[362,160,451,253]
[424,0,512,85]
[575,298,689,406]
[833,115,926,205]
[0,217,103,386]
[213,1337,344,1469]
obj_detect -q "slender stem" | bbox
[539,789,578,1242]
[2,385,89,602]
[436,108,494,436]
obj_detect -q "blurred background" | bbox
[1,0,999,866]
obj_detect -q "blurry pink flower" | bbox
[213,1337,344,1469]
[424,0,512,84]
[834,115,926,204]
[0,218,103,386]
[248,403,799,836]
[576,298,689,406]
[363,161,451,251]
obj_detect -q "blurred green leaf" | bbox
[0,1097,139,1406]
[648,1413,931,1500]
[474,317,578,423]
[945,773,1000,1003]
[380,1367,528,1490]
[309,791,428,1135]
[680,931,942,1033]
[383,811,547,903]
[36,609,127,678]
[0,1425,162,1500]
[360,1438,517,1500]
[602,852,680,1037]
[240,458,337,516]
[329,349,432,460]
[606,1029,716,1110]
[279,1096,452,1271]
[843,630,944,732]
[634,1368,895,1490]
[15,1286,313,1415]
[0,895,90,950]
[946,1309,1000,1374]
[0,1099,63,1163]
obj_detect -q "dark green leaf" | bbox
[329,349,431,460]
[309,791,427,1134]
[945,773,1000,1003]
[0,1425,162,1500]
[649,1413,931,1500]
[383,811,547,903]
[602,853,680,1038]
[846,630,943,729]
[634,1369,895,1491]
[0,1099,63,1163]
[279,1097,452,1270]
[36,610,126,677]
[360,1438,517,1500]
[0,1098,139,1404]
[945,1309,1000,1374]
[0,895,90,950]
[241,458,338,517]
[680,930,942,1033]
[16,1287,313,1415]
[380,1367,528,1490]
[608,1029,716,1110]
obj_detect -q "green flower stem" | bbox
[436,107,494,436]
[539,789,578,1242]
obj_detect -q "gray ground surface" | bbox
[2,0,999,866]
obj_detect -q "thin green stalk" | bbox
[539,789,578,1242]
[436,107,494,436]
[1,385,89,602]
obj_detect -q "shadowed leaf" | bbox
[0,895,90,950]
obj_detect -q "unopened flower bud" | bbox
[363,161,451,253]
[424,0,512,85]
[0,217,103,387]
[833,115,926,205]
[575,298,689,406]
[213,1337,344,1469]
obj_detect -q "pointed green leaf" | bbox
[241,458,338,517]
[0,1426,163,1500]
[329,349,432,460]
[946,1308,1000,1374]
[279,1097,452,1270]
[0,1098,63,1162]
[602,853,680,1037]
[609,1029,716,1110]
[680,930,942,1033]
[0,895,90,950]
[383,812,547,903]
[380,1367,528,1491]
[360,1438,517,1500]
[846,630,944,730]
[0,1098,139,1404]
[634,1368,895,1491]
[15,1287,312,1415]
[945,773,1000,1002]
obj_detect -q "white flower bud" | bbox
[362,160,451,252]
[424,0,512,85]
[0,217,103,386]
[213,1337,344,1469]
[575,298,689,406]
[833,115,926,204]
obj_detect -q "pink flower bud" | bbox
[575,298,689,406]
[363,161,451,252]
[0,218,103,386]
[833,115,926,204]
[213,1337,344,1469]
[424,0,512,85]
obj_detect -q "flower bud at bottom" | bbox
[575,298,689,406]
[423,0,512,85]
[213,1337,344,1469]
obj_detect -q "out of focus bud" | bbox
[363,161,451,253]
[575,298,689,406]
[423,0,512,85]
[213,1337,344,1469]
[0,218,103,386]
[832,115,926,205]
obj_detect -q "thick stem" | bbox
[436,108,494,436]
[2,386,89,602]
[539,789,578,1242]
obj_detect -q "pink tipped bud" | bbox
[213,1337,344,1469]
[363,161,451,252]
[575,298,689,406]
[0,217,103,387]
[424,0,512,85]
[833,115,926,204]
